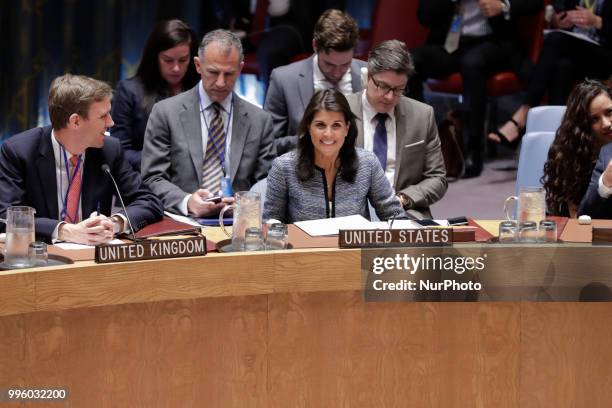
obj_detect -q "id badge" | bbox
[449,14,462,33]
[221,175,233,197]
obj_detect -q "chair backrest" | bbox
[525,106,566,134]
[369,0,429,51]
[250,178,267,216]
[515,131,556,195]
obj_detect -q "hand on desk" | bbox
[58,214,115,245]
[188,189,234,217]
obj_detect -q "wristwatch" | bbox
[396,193,413,210]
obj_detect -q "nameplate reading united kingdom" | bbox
[339,228,455,248]
[95,236,207,263]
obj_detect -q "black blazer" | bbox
[110,77,150,171]
[418,0,544,75]
[579,142,612,218]
[0,126,164,242]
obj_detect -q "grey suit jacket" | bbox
[264,55,367,155]
[346,92,447,218]
[141,85,275,213]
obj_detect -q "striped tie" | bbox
[201,103,226,194]
[64,155,82,223]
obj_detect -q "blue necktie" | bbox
[373,113,388,170]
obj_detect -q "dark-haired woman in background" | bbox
[263,89,405,223]
[111,19,200,170]
[542,80,612,216]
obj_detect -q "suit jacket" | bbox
[0,126,164,242]
[110,78,150,171]
[264,56,367,155]
[579,143,612,218]
[346,93,448,219]
[418,0,543,75]
[263,149,405,223]
[141,85,275,213]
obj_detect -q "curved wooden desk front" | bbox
[1,248,612,407]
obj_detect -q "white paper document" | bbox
[54,239,124,250]
[295,215,450,236]
[295,215,373,236]
[543,29,599,46]
[164,211,202,227]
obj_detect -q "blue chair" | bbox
[250,178,267,216]
[525,106,566,134]
[515,131,556,195]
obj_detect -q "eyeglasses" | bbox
[370,76,406,97]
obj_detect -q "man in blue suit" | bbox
[0,74,163,244]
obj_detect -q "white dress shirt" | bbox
[313,54,353,94]
[361,91,397,187]
[180,81,235,215]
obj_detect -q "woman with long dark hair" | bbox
[542,79,612,216]
[111,19,199,170]
[263,89,404,223]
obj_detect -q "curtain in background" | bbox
[0,0,203,140]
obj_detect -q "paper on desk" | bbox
[294,215,372,236]
[54,239,124,250]
[369,219,449,229]
[164,211,202,227]
[543,29,599,45]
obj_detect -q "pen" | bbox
[96,201,101,216]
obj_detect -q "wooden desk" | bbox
[2,247,612,407]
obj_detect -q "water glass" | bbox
[266,223,288,250]
[538,220,557,243]
[244,227,264,251]
[519,221,538,243]
[28,241,48,266]
[498,220,518,243]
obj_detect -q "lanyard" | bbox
[583,0,596,13]
[198,94,234,175]
[59,146,82,223]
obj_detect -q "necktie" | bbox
[64,155,82,223]
[201,103,226,194]
[373,113,388,170]
[444,7,463,53]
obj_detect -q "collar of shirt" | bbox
[197,80,233,180]
[51,129,84,221]
[197,80,233,115]
[312,54,353,94]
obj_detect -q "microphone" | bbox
[101,164,138,242]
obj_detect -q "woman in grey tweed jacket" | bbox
[263,89,405,223]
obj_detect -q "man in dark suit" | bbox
[580,143,612,218]
[407,0,543,177]
[0,74,163,244]
[264,9,366,155]
[141,29,275,217]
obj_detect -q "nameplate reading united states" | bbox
[339,228,455,248]
[95,236,207,263]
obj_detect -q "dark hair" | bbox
[368,40,415,79]
[48,74,112,130]
[542,79,612,215]
[135,19,199,112]
[313,9,359,53]
[296,89,358,182]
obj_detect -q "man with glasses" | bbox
[346,40,447,219]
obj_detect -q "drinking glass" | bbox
[498,220,518,243]
[538,220,557,243]
[265,223,288,250]
[519,221,538,243]
[244,227,264,251]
